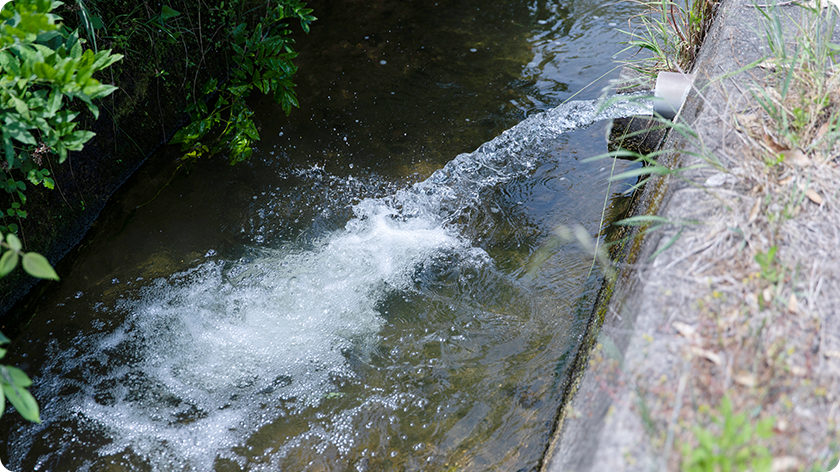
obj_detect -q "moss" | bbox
[539,108,677,464]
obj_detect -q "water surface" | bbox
[0,0,647,470]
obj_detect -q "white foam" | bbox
[10,96,651,470]
[16,202,462,471]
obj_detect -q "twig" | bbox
[746,0,797,6]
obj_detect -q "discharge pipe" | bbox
[653,71,695,120]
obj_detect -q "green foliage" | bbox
[0,230,59,424]
[749,0,840,161]
[171,0,315,165]
[0,0,112,425]
[0,338,40,424]
[754,245,780,283]
[0,0,122,230]
[619,0,717,73]
[682,397,775,472]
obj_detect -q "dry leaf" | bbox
[823,350,840,358]
[756,60,777,71]
[804,0,821,7]
[733,372,757,387]
[734,113,761,133]
[805,188,824,205]
[778,176,794,186]
[790,365,807,376]
[672,321,697,340]
[691,346,722,365]
[772,456,801,472]
[763,286,775,303]
[748,198,761,223]
[817,121,831,140]
[783,149,810,166]
[763,131,788,153]
[705,173,736,187]
[788,293,798,313]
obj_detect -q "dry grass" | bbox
[592,2,840,470]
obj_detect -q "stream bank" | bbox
[543,0,840,470]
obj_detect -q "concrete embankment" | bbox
[543,0,840,470]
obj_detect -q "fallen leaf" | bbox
[823,350,840,358]
[763,131,788,152]
[805,188,824,205]
[790,365,807,376]
[782,149,810,166]
[778,176,794,186]
[733,372,757,387]
[763,286,775,303]
[705,173,736,187]
[772,456,801,472]
[817,121,831,140]
[799,0,831,10]
[788,293,798,313]
[691,346,722,365]
[672,321,697,340]
[749,198,761,223]
[756,60,777,71]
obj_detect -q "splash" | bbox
[8,97,650,471]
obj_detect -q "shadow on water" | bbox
[0,0,648,470]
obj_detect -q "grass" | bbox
[618,0,719,73]
[558,0,840,470]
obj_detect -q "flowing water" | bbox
[0,0,649,470]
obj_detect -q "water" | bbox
[0,0,649,470]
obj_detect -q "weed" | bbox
[681,397,775,472]
[754,245,780,282]
[742,0,840,166]
[618,0,719,73]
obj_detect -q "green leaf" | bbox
[3,132,14,166]
[2,381,40,423]
[83,83,118,100]
[21,252,58,280]
[0,250,19,277]
[6,233,22,251]
[91,50,122,71]
[0,51,21,76]
[160,5,181,20]
[0,331,9,345]
[32,61,56,80]
[202,78,218,95]
[4,366,31,387]
[5,120,37,145]
[0,383,4,419]
[615,215,674,226]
